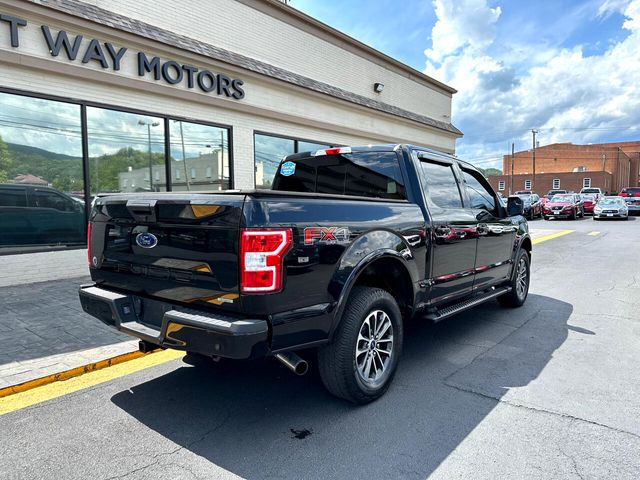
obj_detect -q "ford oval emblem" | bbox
[135,232,158,249]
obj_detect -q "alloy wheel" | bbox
[355,310,394,387]
[516,256,528,299]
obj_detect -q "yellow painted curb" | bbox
[532,229,574,245]
[0,350,146,399]
[0,349,184,416]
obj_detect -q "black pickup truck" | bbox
[79,145,530,404]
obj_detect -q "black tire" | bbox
[318,286,403,404]
[570,208,576,220]
[544,216,550,221]
[498,249,530,308]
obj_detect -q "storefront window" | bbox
[0,92,85,250]
[298,141,330,153]
[87,107,166,194]
[169,121,230,191]
[255,134,295,189]
[254,134,331,189]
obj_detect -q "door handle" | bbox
[403,234,422,247]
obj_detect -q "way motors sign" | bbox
[0,13,245,99]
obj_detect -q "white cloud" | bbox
[424,0,640,170]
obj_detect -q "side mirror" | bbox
[507,196,524,216]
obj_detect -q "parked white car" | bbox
[593,196,628,220]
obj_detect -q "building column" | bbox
[232,126,255,189]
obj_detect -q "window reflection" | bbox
[0,92,85,250]
[298,141,329,153]
[254,134,332,189]
[87,107,165,194]
[254,134,295,189]
[170,121,230,191]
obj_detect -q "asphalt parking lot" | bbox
[1,216,639,480]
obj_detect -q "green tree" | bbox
[0,134,10,183]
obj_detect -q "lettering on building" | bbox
[1,15,245,100]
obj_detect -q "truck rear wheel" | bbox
[318,286,403,404]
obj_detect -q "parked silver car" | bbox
[593,196,628,220]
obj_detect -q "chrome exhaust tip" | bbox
[275,352,308,376]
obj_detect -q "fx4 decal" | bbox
[304,227,350,245]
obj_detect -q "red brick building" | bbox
[487,141,640,196]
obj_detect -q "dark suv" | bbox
[0,184,86,247]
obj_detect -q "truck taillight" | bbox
[87,222,92,267]
[240,229,292,294]
[311,147,352,156]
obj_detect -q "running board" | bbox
[424,287,511,323]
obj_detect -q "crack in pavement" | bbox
[558,443,586,480]
[100,409,234,480]
[443,381,640,442]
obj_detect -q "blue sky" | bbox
[290,0,640,170]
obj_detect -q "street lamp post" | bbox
[138,120,159,191]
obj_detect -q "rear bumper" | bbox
[79,285,269,359]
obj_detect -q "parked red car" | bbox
[619,187,640,198]
[580,194,598,214]
[543,194,585,220]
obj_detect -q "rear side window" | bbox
[419,161,463,209]
[273,151,406,200]
[0,187,27,207]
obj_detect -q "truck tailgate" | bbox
[89,193,245,315]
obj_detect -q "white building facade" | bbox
[0,0,460,252]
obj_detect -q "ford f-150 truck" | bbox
[79,145,530,404]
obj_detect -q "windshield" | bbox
[582,188,599,193]
[581,195,594,201]
[550,195,573,203]
[622,188,640,194]
[517,194,533,203]
[598,198,624,206]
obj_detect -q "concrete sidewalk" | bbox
[0,250,136,390]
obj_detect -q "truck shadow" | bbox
[111,293,572,479]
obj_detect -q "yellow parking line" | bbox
[0,349,183,416]
[532,229,574,245]
[588,231,600,236]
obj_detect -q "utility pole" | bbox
[511,143,515,195]
[531,129,538,193]
[138,119,159,191]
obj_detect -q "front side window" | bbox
[273,151,406,200]
[170,120,229,191]
[87,107,165,194]
[419,161,463,209]
[29,189,74,212]
[462,169,497,212]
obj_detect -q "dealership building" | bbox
[0,0,460,255]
